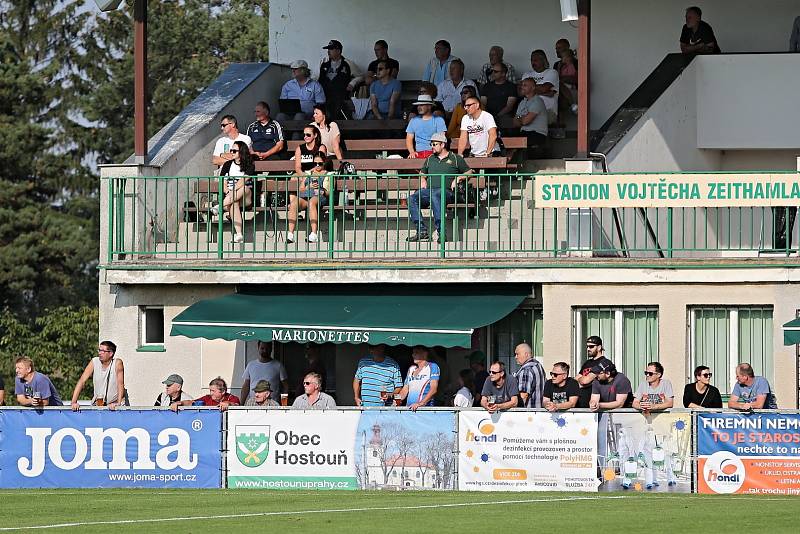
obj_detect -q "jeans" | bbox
[408,187,454,235]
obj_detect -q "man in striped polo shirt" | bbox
[353,344,403,407]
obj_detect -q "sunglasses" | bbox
[303,133,314,138]
[220,123,231,128]
[701,372,713,378]
[644,371,659,376]
[430,141,443,146]
[464,102,478,108]
[314,161,325,166]
[488,370,502,375]
[586,344,597,348]
[303,381,315,386]
[229,149,239,154]
[549,372,566,377]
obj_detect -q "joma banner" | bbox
[0,409,222,488]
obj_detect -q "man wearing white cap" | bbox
[278,59,326,121]
[154,374,193,409]
[407,132,473,243]
[405,94,447,159]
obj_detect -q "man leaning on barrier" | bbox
[480,361,519,414]
[728,363,777,410]
[15,356,63,407]
[576,335,611,408]
[514,343,546,408]
[542,362,580,412]
[245,380,280,407]
[155,374,193,411]
[293,373,336,409]
[71,340,127,410]
[589,361,633,412]
[179,377,240,411]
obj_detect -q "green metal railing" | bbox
[104,173,799,262]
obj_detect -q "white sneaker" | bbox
[286,232,295,244]
[210,204,219,216]
[479,188,488,201]
[307,232,318,243]
[233,233,244,243]
[571,103,578,114]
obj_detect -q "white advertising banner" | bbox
[458,411,599,491]
[227,410,360,490]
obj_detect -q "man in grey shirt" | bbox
[514,77,548,154]
[480,361,519,413]
[241,341,288,404]
[293,372,336,410]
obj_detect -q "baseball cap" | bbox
[467,350,486,365]
[430,132,448,144]
[586,335,603,346]
[162,374,184,386]
[322,40,343,50]
[290,59,309,69]
[591,360,616,375]
[253,380,273,393]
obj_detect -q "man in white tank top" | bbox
[71,340,127,410]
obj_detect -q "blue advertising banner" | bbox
[697,412,800,494]
[0,409,222,488]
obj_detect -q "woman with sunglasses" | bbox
[287,152,332,244]
[632,362,674,412]
[293,124,327,175]
[311,104,343,161]
[216,140,255,243]
[683,365,722,408]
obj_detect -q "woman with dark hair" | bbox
[215,140,255,243]
[287,152,332,244]
[311,105,343,161]
[453,369,476,407]
[293,124,327,174]
[683,365,722,408]
[633,361,674,412]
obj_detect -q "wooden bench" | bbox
[254,156,514,173]
[286,137,528,157]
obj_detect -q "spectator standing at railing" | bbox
[423,40,458,86]
[435,59,478,115]
[480,62,517,118]
[245,380,280,407]
[154,374,193,408]
[181,377,240,411]
[311,104,344,161]
[397,345,440,411]
[0,375,5,405]
[521,50,559,128]
[366,40,400,86]
[480,361,519,414]
[241,341,289,404]
[514,78,548,154]
[543,362,580,412]
[477,45,517,87]
[215,140,255,244]
[453,369,476,408]
[679,6,721,55]
[212,115,252,168]
[247,102,285,161]
[367,60,402,119]
[71,341,127,410]
[457,97,498,158]
[297,343,328,396]
[683,365,722,408]
[319,40,360,120]
[632,362,674,412]
[791,16,800,52]
[278,60,326,121]
[728,363,777,410]
[406,94,447,159]
[576,335,612,408]
[294,372,336,409]
[514,343,545,408]
[14,356,62,407]
[589,361,633,411]
[354,344,403,407]
[446,85,476,142]
[406,132,474,243]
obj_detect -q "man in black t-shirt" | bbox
[680,6,721,54]
[576,335,612,408]
[543,362,580,411]
[480,62,518,118]
[366,39,400,86]
[319,40,358,119]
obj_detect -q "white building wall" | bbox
[269,0,798,128]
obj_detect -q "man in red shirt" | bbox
[179,377,240,411]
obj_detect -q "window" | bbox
[690,306,773,395]
[573,307,659,379]
[489,307,543,374]
[139,306,165,348]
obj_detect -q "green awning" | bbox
[784,317,800,345]
[171,284,530,348]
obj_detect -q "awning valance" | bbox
[783,317,800,346]
[170,284,530,348]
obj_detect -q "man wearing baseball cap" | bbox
[278,59,326,121]
[405,94,446,159]
[244,380,279,407]
[406,132,473,243]
[576,335,612,408]
[154,374,193,409]
[589,361,633,411]
[319,40,360,119]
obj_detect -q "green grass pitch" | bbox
[1,490,799,532]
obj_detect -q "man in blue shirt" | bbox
[353,344,402,406]
[423,40,458,85]
[367,60,401,119]
[399,345,440,411]
[405,94,446,159]
[278,60,326,121]
[246,101,285,160]
[14,356,62,407]
[728,363,776,410]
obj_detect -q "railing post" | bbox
[552,208,559,258]
[440,175,446,258]
[666,207,674,258]
[107,178,115,263]
[217,176,224,259]
[328,174,336,259]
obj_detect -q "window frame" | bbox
[138,305,166,351]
